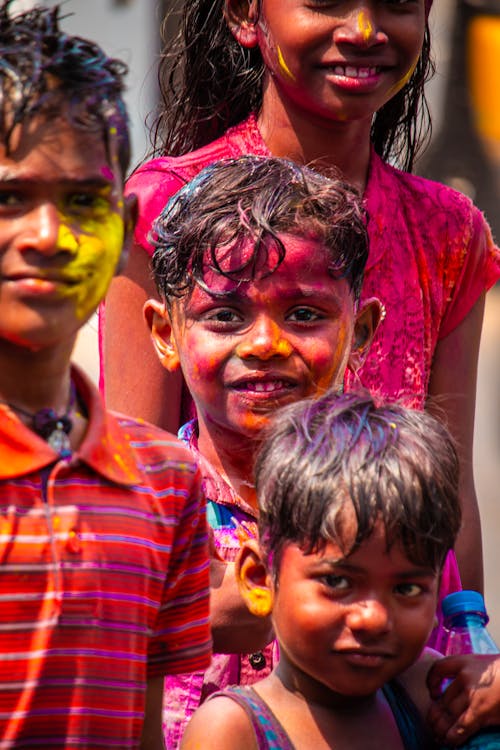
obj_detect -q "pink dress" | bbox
[108,115,500,747]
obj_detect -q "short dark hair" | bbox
[151,155,368,303]
[0,1,130,173]
[255,391,461,575]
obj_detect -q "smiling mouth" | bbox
[331,65,380,79]
[231,379,296,394]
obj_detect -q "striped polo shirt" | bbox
[0,367,211,749]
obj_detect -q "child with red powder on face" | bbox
[104,0,500,599]
[143,153,406,747]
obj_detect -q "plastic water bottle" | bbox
[440,590,500,748]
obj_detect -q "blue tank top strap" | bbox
[207,686,295,750]
[382,679,437,750]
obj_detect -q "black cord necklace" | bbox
[3,382,76,457]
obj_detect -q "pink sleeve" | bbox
[439,208,500,339]
[125,160,187,257]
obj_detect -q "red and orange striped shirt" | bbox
[0,367,211,749]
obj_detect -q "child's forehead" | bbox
[0,114,122,186]
[191,232,352,297]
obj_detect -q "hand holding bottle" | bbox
[427,653,500,745]
[426,591,500,748]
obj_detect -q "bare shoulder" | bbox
[180,694,258,750]
[398,647,441,717]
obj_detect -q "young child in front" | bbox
[145,153,389,746]
[0,3,210,748]
[181,391,500,750]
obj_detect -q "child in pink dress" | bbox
[103,0,500,596]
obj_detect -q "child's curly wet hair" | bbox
[0,0,129,173]
[256,390,461,576]
[151,155,368,304]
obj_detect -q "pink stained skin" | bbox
[145,233,377,502]
[252,0,425,137]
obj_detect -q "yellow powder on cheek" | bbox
[59,210,124,320]
[277,45,296,82]
[387,56,419,99]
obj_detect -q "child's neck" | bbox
[0,341,74,413]
[0,340,88,452]
[196,423,260,510]
[258,85,373,194]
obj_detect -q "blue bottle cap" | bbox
[442,590,487,618]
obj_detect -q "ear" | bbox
[115,192,138,276]
[236,539,273,618]
[347,297,383,373]
[143,298,181,372]
[224,0,260,49]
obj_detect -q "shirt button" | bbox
[249,652,266,671]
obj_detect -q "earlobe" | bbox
[348,297,383,373]
[236,540,273,618]
[143,298,181,372]
[224,0,260,49]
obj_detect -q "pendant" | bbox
[47,421,72,457]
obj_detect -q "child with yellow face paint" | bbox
[0,3,211,748]
[104,0,500,604]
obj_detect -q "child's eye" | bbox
[287,307,322,323]
[395,582,424,597]
[321,573,350,591]
[205,308,243,325]
[0,191,23,210]
[66,192,110,216]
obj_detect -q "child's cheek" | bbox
[387,55,419,99]
[59,211,124,320]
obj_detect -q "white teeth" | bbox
[332,65,377,79]
[244,380,287,393]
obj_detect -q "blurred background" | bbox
[13,0,500,640]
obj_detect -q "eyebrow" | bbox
[204,286,348,304]
[318,559,436,578]
[0,173,114,189]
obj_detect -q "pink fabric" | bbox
[163,421,278,750]
[119,115,499,744]
[124,113,500,411]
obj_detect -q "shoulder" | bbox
[108,411,201,492]
[181,693,257,750]
[372,156,480,221]
[397,647,441,718]
[125,124,250,254]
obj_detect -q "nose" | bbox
[235,316,293,361]
[18,203,76,257]
[334,6,389,48]
[346,597,392,634]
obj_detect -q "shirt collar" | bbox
[178,420,257,519]
[0,365,142,486]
